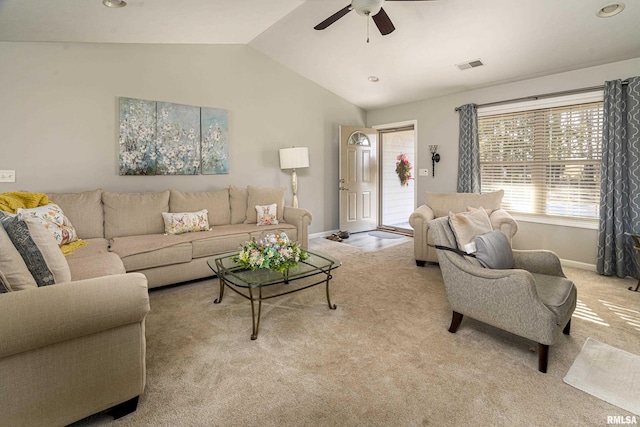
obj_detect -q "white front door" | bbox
[339,126,377,233]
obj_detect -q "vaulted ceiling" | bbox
[1,0,639,109]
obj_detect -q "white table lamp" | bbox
[279,147,309,208]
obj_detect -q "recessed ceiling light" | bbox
[103,0,127,8]
[596,2,625,17]
[368,76,379,83]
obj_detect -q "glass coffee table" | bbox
[207,250,341,340]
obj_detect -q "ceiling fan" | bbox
[314,0,435,40]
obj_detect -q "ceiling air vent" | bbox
[456,59,484,71]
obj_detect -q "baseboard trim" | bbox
[560,259,596,272]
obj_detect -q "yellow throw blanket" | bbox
[0,191,50,213]
[0,191,88,256]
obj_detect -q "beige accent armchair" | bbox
[430,216,576,373]
[409,190,518,266]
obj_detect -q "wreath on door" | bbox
[395,153,413,186]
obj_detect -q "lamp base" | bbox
[291,169,299,208]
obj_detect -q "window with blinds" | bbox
[478,99,603,220]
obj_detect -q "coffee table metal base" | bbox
[213,270,337,340]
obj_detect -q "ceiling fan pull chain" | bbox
[366,12,370,43]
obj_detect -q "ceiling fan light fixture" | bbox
[352,0,384,17]
[102,0,127,8]
[596,2,624,17]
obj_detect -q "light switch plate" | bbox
[0,170,16,182]
[418,168,429,176]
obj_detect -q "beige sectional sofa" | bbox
[50,185,312,288]
[409,190,518,266]
[0,185,311,426]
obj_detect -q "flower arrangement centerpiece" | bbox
[395,153,413,186]
[233,231,309,273]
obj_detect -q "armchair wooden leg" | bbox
[563,319,571,335]
[448,311,463,333]
[538,344,549,373]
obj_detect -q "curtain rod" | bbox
[454,81,629,112]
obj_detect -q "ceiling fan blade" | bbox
[314,5,352,30]
[372,8,395,35]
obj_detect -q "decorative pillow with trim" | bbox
[162,209,212,235]
[17,203,79,246]
[256,204,279,226]
[0,212,71,286]
[448,208,493,253]
[0,222,38,291]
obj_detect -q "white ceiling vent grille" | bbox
[456,59,484,71]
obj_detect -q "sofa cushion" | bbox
[67,252,126,281]
[0,223,37,291]
[64,238,110,259]
[17,203,79,246]
[47,189,104,239]
[426,190,504,218]
[103,190,170,239]
[244,186,286,224]
[190,223,298,259]
[532,273,576,324]
[121,242,193,272]
[0,214,71,286]
[162,210,211,235]
[170,189,231,226]
[229,185,248,224]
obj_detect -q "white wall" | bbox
[367,58,640,266]
[0,42,366,234]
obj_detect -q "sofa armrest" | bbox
[283,206,313,249]
[409,205,435,228]
[0,273,150,359]
[512,249,566,278]
[409,205,436,262]
[489,209,518,239]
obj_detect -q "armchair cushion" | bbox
[532,273,576,323]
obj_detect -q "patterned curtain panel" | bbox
[457,103,480,193]
[597,76,640,279]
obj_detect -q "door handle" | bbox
[339,186,349,191]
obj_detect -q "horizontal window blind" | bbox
[478,101,603,219]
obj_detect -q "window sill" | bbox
[510,213,598,230]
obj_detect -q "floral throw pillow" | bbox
[17,203,79,246]
[162,209,211,235]
[256,204,279,226]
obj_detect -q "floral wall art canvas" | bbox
[119,98,157,175]
[201,107,229,174]
[156,102,200,175]
[118,97,229,176]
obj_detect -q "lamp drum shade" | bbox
[279,147,309,170]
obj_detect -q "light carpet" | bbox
[564,338,640,416]
[72,239,640,426]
